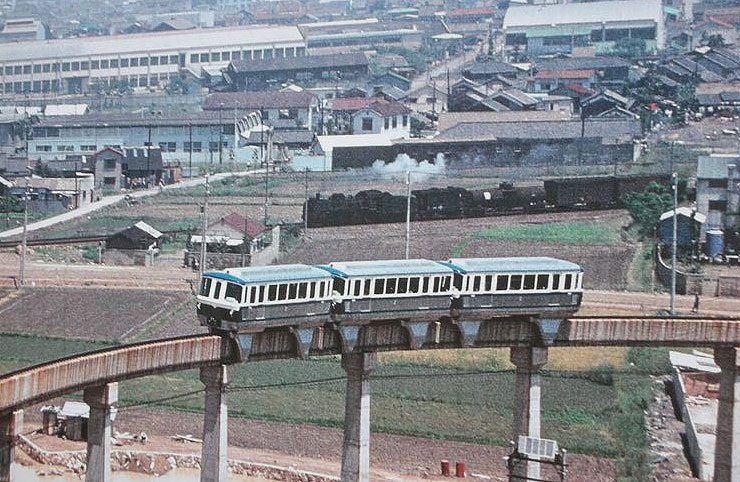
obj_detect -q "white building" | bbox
[503,0,665,56]
[0,24,306,96]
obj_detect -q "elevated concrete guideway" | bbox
[3,315,740,482]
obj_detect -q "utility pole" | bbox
[19,176,29,287]
[218,102,224,165]
[405,170,411,259]
[199,174,210,278]
[234,101,240,162]
[670,172,678,315]
[304,167,309,237]
[147,125,152,188]
[188,122,193,179]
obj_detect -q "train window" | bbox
[433,277,441,293]
[496,275,509,291]
[278,284,288,300]
[225,283,242,301]
[334,278,346,296]
[473,276,481,292]
[453,274,463,290]
[299,283,307,299]
[259,286,265,302]
[214,281,223,299]
[564,274,573,290]
[288,283,298,299]
[309,282,316,298]
[363,279,372,296]
[374,279,385,295]
[441,276,451,291]
[200,278,212,297]
[353,280,362,297]
[422,277,430,293]
[552,274,560,290]
[386,278,397,294]
[510,275,523,290]
[250,286,257,304]
[409,277,419,293]
[320,281,327,297]
[268,285,277,301]
[536,275,549,290]
[398,278,408,294]
[485,275,493,291]
[523,275,536,290]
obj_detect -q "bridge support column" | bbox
[510,347,548,482]
[200,365,229,482]
[340,352,377,482]
[84,382,118,482]
[0,410,22,482]
[713,347,740,482]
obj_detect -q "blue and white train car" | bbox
[197,264,334,331]
[443,257,583,318]
[318,259,456,320]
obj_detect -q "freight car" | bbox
[304,174,670,228]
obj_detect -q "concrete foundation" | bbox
[200,365,229,482]
[340,352,377,482]
[84,383,118,482]
[714,347,740,482]
[510,347,548,482]
[0,410,22,482]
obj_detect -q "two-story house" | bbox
[351,101,412,139]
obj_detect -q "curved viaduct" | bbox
[3,315,740,482]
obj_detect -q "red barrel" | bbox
[456,462,465,478]
[441,460,450,477]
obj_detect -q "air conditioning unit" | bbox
[518,435,558,460]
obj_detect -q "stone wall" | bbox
[18,435,339,482]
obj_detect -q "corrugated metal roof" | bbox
[697,155,740,179]
[447,257,582,273]
[659,207,706,223]
[0,25,304,63]
[316,134,393,152]
[504,0,662,29]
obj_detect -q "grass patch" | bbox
[472,221,624,245]
[0,333,114,366]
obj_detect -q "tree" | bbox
[623,180,686,238]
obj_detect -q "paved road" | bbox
[0,170,257,240]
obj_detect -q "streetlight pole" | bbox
[670,172,678,315]
[188,122,193,179]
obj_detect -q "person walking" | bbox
[692,293,700,313]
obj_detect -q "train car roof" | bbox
[444,257,582,274]
[322,259,454,278]
[204,264,332,284]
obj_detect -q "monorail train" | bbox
[196,257,584,333]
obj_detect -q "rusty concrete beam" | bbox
[559,317,740,346]
[0,335,234,417]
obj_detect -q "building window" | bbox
[110,59,118,68]
[81,61,89,70]
[36,145,52,152]
[71,62,80,71]
[62,63,70,72]
[42,64,51,73]
[211,52,220,62]
[169,55,178,64]
[33,64,41,73]
[709,200,728,211]
[209,141,219,152]
[159,56,168,65]
[200,53,209,62]
[104,177,116,186]
[402,115,408,126]
[130,58,139,67]
[139,57,148,66]
[23,65,31,74]
[100,59,109,69]
[392,116,398,128]
[384,118,390,129]
[151,57,159,66]
[104,159,117,170]
[222,52,230,60]
[4,66,11,75]
[80,145,97,151]
[190,54,199,63]
[708,179,728,188]
[121,58,129,67]
[279,109,298,119]
[362,117,373,131]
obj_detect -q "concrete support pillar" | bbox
[713,347,740,482]
[200,365,229,482]
[510,347,548,482]
[340,352,377,482]
[84,382,118,482]
[0,410,23,482]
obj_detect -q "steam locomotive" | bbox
[304,174,670,228]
